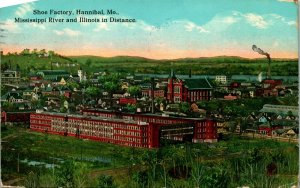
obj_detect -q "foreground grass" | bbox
[1,126,298,187]
[1,126,145,184]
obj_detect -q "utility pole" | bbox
[17,152,19,173]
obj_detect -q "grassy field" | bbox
[1,54,298,76]
[1,126,145,186]
[1,125,298,187]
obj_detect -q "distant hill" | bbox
[70,55,298,76]
[1,53,298,76]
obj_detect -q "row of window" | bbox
[31,120,51,125]
[82,112,115,118]
[32,115,64,121]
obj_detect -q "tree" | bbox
[55,160,76,188]
[97,175,116,188]
[85,59,92,67]
[98,73,122,106]
[179,102,190,114]
[98,73,122,84]
[2,101,14,111]
[127,86,141,98]
[32,48,38,56]
[67,82,80,91]
[20,48,31,56]
[74,163,90,188]
[16,64,21,71]
[1,62,9,71]
[226,121,238,133]
[202,165,229,188]
[124,104,137,113]
[48,50,55,57]
[24,171,40,188]
[131,171,148,188]
[39,49,46,55]
[85,86,101,99]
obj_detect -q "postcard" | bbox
[1,0,299,187]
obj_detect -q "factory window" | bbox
[174,86,181,93]
[173,97,180,103]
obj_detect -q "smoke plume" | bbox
[252,45,270,60]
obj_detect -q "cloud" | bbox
[0,0,37,8]
[221,16,240,24]
[143,25,159,32]
[184,22,209,33]
[272,41,279,48]
[15,2,34,17]
[287,20,297,26]
[53,28,81,36]
[277,0,297,3]
[94,23,109,31]
[2,19,20,32]
[30,23,46,30]
[243,13,268,29]
[270,14,297,26]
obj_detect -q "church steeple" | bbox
[170,68,176,78]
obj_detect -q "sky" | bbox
[0,0,298,59]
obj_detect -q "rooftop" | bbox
[35,111,149,125]
[183,78,212,90]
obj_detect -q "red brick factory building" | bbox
[30,109,217,148]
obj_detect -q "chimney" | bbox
[151,77,155,114]
[267,55,271,79]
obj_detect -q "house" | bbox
[258,115,268,123]
[2,111,33,125]
[58,86,72,98]
[36,70,70,81]
[52,77,67,86]
[258,122,283,136]
[119,98,137,105]
[167,71,212,103]
[215,75,228,85]
[257,79,283,97]
[66,76,80,84]
[1,92,24,103]
[224,94,239,100]
[1,70,21,85]
[259,104,298,117]
[142,89,165,99]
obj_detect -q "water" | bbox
[73,156,111,163]
[135,74,298,82]
[20,159,59,169]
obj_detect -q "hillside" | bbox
[70,55,298,76]
[1,54,76,74]
[1,54,298,76]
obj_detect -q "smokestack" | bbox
[151,77,155,114]
[252,45,271,79]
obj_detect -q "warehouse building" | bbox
[30,110,217,148]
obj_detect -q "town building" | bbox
[2,111,33,125]
[167,72,213,103]
[215,75,228,85]
[142,89,165,99]
[257,79,283,97]
[260,104,298,116]
[30,110,217,148]
[1,70,21,86]
[36,70,70,81]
